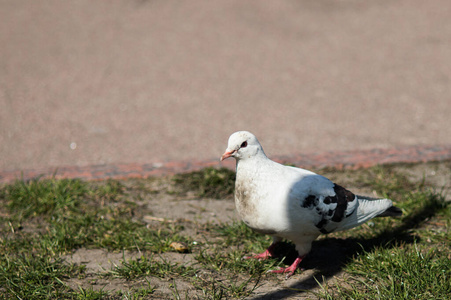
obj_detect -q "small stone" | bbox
[170,241,189,253]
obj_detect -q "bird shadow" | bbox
[250,193,447,300]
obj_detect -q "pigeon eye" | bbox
[241,141,248,148]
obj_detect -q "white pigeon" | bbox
[220,131,402,277]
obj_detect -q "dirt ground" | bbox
[58,161,451,299]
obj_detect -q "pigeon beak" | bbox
[220,149,236,161]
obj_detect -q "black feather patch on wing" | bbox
[329,184,355,222]
[301,184,356,234]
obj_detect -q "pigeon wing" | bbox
[289,173,358,234]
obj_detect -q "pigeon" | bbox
[220,131,402,277]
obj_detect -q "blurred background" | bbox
[1,0,450,171]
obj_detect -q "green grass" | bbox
[5,178,87,219]
[0,254,81,299]
[0,162,449,299]
[75,286,111,300]
[310,165,450,300]
[172,167,235,199]
[2,178,193,254]
[315,242,450,300]
[0,178,194,298]
[105,255,197,280]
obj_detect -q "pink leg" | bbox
[243,242,278,260]
[268,254,306,278]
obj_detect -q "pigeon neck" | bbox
[235,148,268,166]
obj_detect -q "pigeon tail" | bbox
[336,196,396,231]
[377,205,403,217]
[355,196,398,222]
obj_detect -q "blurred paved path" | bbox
[1,0,450,172]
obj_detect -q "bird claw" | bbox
[267,266,297,278]
[266,255,306,278]
[243,251,273,261]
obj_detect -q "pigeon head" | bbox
[220,131,265,161]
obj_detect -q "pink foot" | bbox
[267,255,306,278]
[243,243,277,260]
[243,249,273,260]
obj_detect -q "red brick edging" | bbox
[1,144,450,184]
